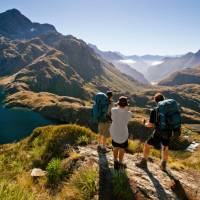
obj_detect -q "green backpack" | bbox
[157,99,181,134]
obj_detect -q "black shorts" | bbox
[112,140,128,149]
[147,130,172,148]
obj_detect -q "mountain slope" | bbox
[147,50,200,82]
[89,43,149,84]
[159,66,200,86]
[0,36,49,76]
[5,49,88,98]
[39,33,143,91]
[112,61,149,84]
[0,9,56,39]
[88,43,123,61]
[0,9,144,100]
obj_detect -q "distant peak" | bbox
[5,8,22,15]
[195,49,200,56]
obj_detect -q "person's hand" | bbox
[145,122,154,128]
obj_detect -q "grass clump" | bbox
[46,158,65,186]
[71,167,98,199]
[112,171,134,200]
[0,181,35,200]
[76,135,90,145]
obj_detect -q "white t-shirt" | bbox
[110,107,132,144]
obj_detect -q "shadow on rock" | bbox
[98,150,135,200]
[144,168,169,200]
[165,170,189,200]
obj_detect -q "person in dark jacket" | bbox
[136,93,173,171]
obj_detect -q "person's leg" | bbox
[160,133,171,171]
[162,145,169,162]
[102,135,106,146]
[113,147,119,161]
[118,148,125,163]
[143,143,150,160]
[102,123,110,147]
[136,132,158,169]
[98,123,103,146]
[160,145,169,171]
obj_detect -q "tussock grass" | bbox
[46,158,65,186]
[70,167,98,200]
[112,171,134,200]
[0,181,35,200]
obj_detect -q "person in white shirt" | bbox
[110,96,132,169]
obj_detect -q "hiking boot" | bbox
[136,158,147,169]
[114,160,120,170]
[160,160,167,171]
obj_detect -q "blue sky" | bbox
[1,0,200,55]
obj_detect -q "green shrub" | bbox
[112,171,134,200]
[46,158,65,185]
[71,167,98,199]
[76,135,90,145]
[0,182,34,200]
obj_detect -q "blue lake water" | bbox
[0,92,55,144]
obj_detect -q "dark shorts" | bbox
[112,140,128,149]
[147,130,172,148]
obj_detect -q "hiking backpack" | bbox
[157,99,181,132]
[92,92,109,122]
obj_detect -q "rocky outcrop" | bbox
[78,144,200,200]
[4,91,94,126]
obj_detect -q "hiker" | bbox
[110,96,132,169]
[136,93,181,171]
[92,91,114,152]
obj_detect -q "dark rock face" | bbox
[0,9,56,39]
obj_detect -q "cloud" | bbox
[119,59,136,64]
[151,61,163,66]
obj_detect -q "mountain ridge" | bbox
[159,65,200,86]
[0,8,57,39]
[148,50,200,82]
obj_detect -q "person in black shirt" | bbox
[136,93,172,171]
